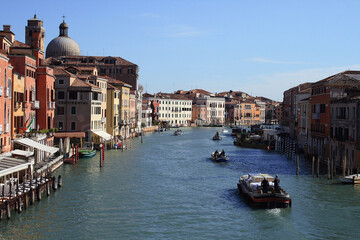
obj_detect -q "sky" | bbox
[1,0,360,101]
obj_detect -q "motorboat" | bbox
[339,174,360,184]
[211,150,229,162]
[174,129,183,136]
[237,173,291,208]
[79,149,96,158]
[221,128,229,133]
[212,132,222,140]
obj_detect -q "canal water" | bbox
[1,127,360,239]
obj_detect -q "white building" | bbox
[195,96,225,125]
[144,93,192,126]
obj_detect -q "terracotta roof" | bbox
[107,84,119,90]
[102,75,132,88]
[52,67,76,77]
[187,89,212,95]
[60,55,136,66]
[70,79,90,87]
[155,93,192,100]
[12,40,31,48]
[143,93,154,98]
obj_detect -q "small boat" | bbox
[63,158,75,164]
[212,132,222,140]
[174,129,183,136]
[79,149,96,158]
[339,174,360,184]
[221,129,229,133]
[211,150,229,162]
[237,173,291,208]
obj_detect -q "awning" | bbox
[92,130,113,141]
[11,150,34,157]
[0,157,31,178]
[14,138,59,154]
[54,132,85,138]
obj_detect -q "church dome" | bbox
[45,20,80,58]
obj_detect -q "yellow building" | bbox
[12,73,25,138]
[106,84,120,138]
[104,76,131,139]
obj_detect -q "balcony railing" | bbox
[0,87,3,96]
[0,124,2,132]
[101,117,106,123]
[5,123,9,133]
[31,100,40,110]
[52,102,56,109]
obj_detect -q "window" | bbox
[57,107,65,115]
[58,122,64,130]
[69,91,77,100]
[71,106,76,115]
[59,79,64,85]
[320,104,326,113]
[58,91,65,100]
[71,122,76,131]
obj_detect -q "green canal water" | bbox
[1,127,360,239]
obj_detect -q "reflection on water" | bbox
[1,127,360,239]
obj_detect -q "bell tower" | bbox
[25,14,45,53]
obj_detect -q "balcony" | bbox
[31,100,40,110]
[101,117,106,123]
[52,102,56,109]
[5,123,9,133]
[48,101,53,109]
[0,124,2,132]
[0,87,3,96]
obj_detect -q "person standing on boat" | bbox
[274,175,280,193]
[220,149,225,157]
[261,177,269,193]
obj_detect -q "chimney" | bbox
[3,25,11,32]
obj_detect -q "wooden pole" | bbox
[327,158,330,180]
[100,143,103,168]
[58,175,62,188]
[296,155,299,175]
[5,200,10,219]
[312,155,315,177]
[317,156,320,178]
[343,155,346,177]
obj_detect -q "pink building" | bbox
[0,53,13,153]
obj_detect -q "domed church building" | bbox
[45,20,81,58]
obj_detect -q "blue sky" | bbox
[2,0,360,101]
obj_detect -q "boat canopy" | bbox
[248,173,274,182]
[11,149,34,157]
[92,130,113,141]
[14,138,59,154]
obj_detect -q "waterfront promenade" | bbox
[1,127,360,239]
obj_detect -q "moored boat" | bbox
[211,150,229,162]
[237,173,291,208]
[339,174,360,184]
[79,149,96,158]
